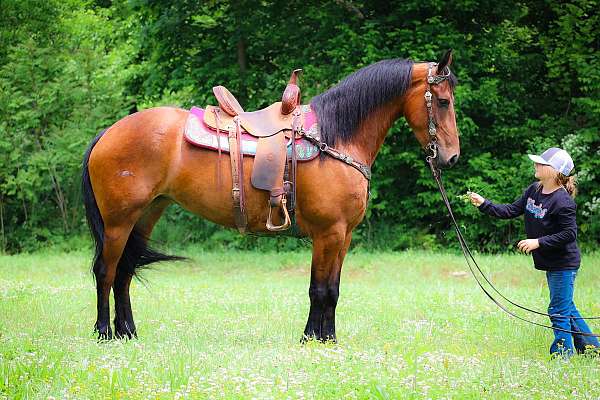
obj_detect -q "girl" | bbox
[469,147,599,357]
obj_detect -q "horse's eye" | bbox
[438,98,450,108]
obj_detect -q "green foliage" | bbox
[0,2,133,252]
[0,0,598,252]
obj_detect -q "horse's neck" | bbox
[345,100,404,166]
[345,64,427,166]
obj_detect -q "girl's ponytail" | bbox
[555,173,577,198]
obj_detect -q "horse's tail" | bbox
[82,130,107,280]
[82,130,185,281]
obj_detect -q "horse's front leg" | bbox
[303,227,351,343]
[321,233,352,341]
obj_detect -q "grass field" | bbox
[1,249,599,399]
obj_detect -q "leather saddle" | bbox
[206,69,303,233]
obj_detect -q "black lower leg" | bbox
[113,271,136,339]
[94,277,112,340]
[303,283,328,342]
[321,284,339,342]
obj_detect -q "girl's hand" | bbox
[517,239,540,254]
[468,192,485,207]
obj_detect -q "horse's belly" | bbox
[167,146,285,232]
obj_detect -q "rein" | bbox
[427,160,599,337]
[424,63,599,337]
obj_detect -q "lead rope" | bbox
[427,158,600,337]
[423,61,600,333]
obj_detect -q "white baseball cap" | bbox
[528,147,574,176]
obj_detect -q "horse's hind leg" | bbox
[113,268,134,339]
[94,222,136,340]
[113,198,172,339]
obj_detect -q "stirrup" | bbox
[266,197,291,231]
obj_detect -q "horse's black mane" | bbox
[310,59,457,147]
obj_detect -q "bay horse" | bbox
[82,50,459,341]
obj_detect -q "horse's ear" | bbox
[436,49,453,74]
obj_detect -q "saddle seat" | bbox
[204,102,300,138]
[208,69,302,138]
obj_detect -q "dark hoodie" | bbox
[479,183,580,270]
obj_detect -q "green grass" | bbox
[1,250,599,399]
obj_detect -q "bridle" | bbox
[423,63,600,337]
[424,62,452,164]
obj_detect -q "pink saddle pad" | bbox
[184,106,320,161]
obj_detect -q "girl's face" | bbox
[534,163,557,181]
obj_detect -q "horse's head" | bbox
[404,50,459,169]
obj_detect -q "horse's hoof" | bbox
[300,334,312,344]
[94,321,113,341]
[301,332,337,344]
[301,330,318,344]
[321,335,337,344]
[114,328,137,340]
[114,319,137,340]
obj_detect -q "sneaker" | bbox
[579,345,600,358]
[550,351,573,361]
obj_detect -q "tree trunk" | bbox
[0,195,5,253]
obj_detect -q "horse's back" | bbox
[91,106,186,165]
[96,106,186,147]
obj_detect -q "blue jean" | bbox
[546,270,600,355]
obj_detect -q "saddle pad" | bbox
[184,107,320,161]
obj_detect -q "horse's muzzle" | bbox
[435,152,459,169]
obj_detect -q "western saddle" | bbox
[205,69,303,233]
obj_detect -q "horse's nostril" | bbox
[448,154,459,167]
